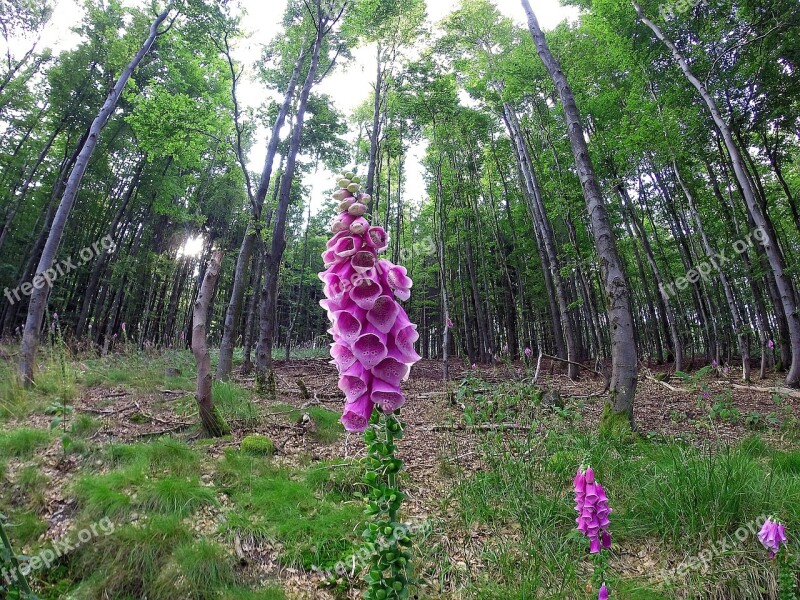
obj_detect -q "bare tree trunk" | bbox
[216,40,310,381]
[435,156,451,380]
[522,0,639,423]
[17,3,173,385]
[634,1,800,387]
[616,184,683,372]
[256,4,326,391]
[365,42,384,212]
[192,250,228,437]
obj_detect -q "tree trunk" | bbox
[192,250,228,437]
[216,41,309,381]
[17,3,173,385]
[256,8,324,390]
[365,42,384,212]
[522,0,638,422]
[673,159,751,380]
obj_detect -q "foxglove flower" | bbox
[524,347,532,358]
[758,517,788,559]
[768,339,774,349]
[574,466,612,554]
[320,171,420,432]
[598,583,609,600]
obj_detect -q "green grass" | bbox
[70,414,101,437]
[277,405,343,443]
[0,362,29,419]
[106,437,199,475]
[138,475,217,516]
[216,449,361,570]
[78,350,196,393]
[72,514,193,598]
[446,379,800,597]
[73,468,139,519]
[212,380,261,425]
[153,540,236,599]
[0,427,50,457]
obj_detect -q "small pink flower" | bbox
[711,359,718,368]
[598,583,609,600]
[471,363,477,369]
[574,466,612,554]
[767,339,774,349]
[121,322,126,332]
[758,517,787,558]
[524,347,532,358]
[446,317,454,329]
[502,344,509,354]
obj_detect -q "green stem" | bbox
[0,517,34,595]
[385,412,398,524]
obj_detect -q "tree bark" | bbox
[17,3,173,385]
[192,250,227,437]
[256,4,326,389]
[216,40,310,380]
[522,0,639,422]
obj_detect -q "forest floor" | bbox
[1,346,799,599]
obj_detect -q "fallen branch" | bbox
[134,422,193,437]
[645,375,692,393]
[541,353,608,382]
[731,384,800,399]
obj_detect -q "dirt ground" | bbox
[11,357,800,598]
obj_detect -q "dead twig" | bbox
[731,384,800,400]
[645,375,692,393]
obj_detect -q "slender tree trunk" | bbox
[435,156,451,380]
[17,3,173,385]
[522,0,638,421]
[673,160,751,380]
[256,10,324,390]
[365,42,384,212]
[192,250,228,437]
[634,1,800,387]
[216,42,309,381]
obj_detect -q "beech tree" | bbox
[18,1,176,385]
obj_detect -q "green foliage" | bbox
[361,411,414,600]
[0,362,29,420]
[240,434,275,456]
[215,449,360,570]
[153,540,236,599]
[138,475,217,516]
[212,381,260,425]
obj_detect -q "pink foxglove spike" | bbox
[320,170,420,432]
